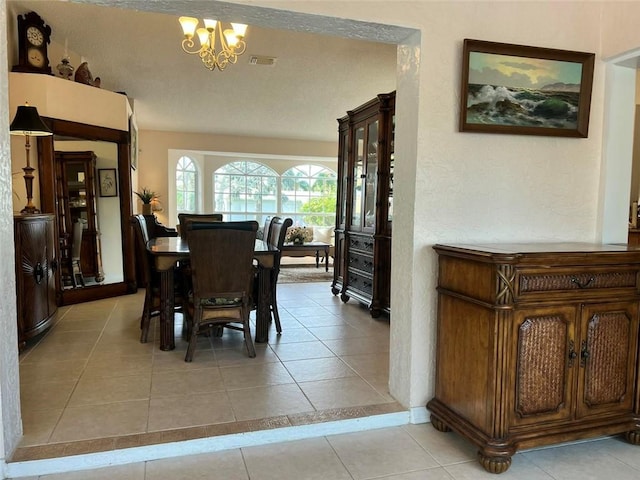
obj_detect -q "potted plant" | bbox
[134,187,158,215]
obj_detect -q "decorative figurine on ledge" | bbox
[74,61,102,87]
[56,56,74,80]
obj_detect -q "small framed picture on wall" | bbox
[98,168,118,197]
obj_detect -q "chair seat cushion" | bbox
[202,297,241,306]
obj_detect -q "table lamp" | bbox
[10,103,53,214]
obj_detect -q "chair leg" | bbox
[140,292,152,343]
[243,318,256,358]
[271,281,282,334]
[184,322,198,362]
[184,312,199,362]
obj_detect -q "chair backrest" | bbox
[268,217,294,250]
[71,220,84,260]
[144,214,178,239]
[178,213,223,243]
[262,216,273,243]
[131,214,153,285]
[268,217,293,278]
[186,221,259,301]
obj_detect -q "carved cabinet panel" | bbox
[14,214,57,350]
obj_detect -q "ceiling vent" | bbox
[248,55,277,66]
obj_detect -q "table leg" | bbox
[158,268,176,351]
[254,265,272,343]
[324,246,329,272]
[315,249,320,268]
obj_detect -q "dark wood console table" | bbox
[428,243,640,473]
[280,241,331,271]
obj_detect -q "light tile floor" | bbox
[16,279,398,462]
[18,423,640,479]
[15,277,640,479]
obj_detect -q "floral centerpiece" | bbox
[286,226,312,245]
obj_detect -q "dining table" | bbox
[146,236,278,351]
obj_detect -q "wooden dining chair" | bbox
[178,213,223,243]
[262,216,293,334]
[131,214,184,343]
[184,220,259,362]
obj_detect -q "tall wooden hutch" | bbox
[332,91,395,317]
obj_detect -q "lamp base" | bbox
[20,205,41,215]
[21,165,40,215]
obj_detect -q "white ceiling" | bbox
[8,0,399,143]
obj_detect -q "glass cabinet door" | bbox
[351,126,365,229]
[338,127,349,227]
[64,161,90,228]
[364,120,378,230]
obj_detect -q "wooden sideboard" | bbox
[14,214,57,350]
[427,243,640,473]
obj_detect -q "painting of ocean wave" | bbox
[460,40,594,137]
[466,83,580,129]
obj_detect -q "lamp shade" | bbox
[10,105,52,137]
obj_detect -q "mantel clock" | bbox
[12,11,52,75]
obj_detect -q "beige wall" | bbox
[8,73,131,214]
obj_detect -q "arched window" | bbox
[176,156,198,213]
[281,165,337,226]
[213,161,278,221]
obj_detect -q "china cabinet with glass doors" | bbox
[332,91,395,317]
[55,150,104,287]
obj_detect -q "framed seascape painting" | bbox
[459,39,595,138]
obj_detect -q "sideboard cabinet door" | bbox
[576,301,638,419]
[511,306,576,428]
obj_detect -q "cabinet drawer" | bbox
[349,235,374,253]
[348,251,374,274]
[516,267,640,299]
[347,270,373,296]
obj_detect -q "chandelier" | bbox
[179,17,248,71]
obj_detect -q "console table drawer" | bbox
[516,267,640,298]
[348,251,374,274]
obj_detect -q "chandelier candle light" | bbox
[179,16,247,71]
[10,103,53,214]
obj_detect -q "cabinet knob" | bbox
[580,340,590,367]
